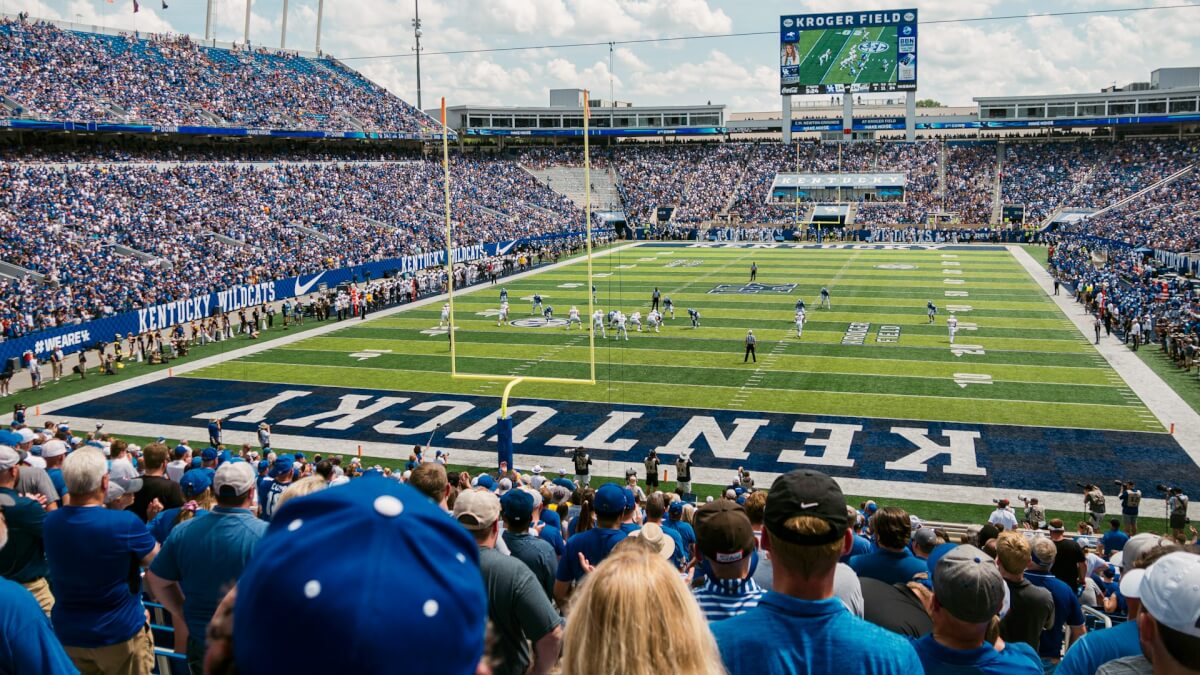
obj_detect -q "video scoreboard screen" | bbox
[780,9,918,95]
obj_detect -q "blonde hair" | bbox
[767,515,843,578]
[562,548,726,675]
[995,531,1031,575]
[275,475,329,511]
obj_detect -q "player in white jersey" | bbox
[629,311,643,332]
[795,309,806,338]
[497,301,509,326]
[647,309,663,333]
[566,306,582,329]
[439,303,450,328]
[614,312,629,341]
[947,314,958,344]
[592,309,606,338]
[530,294,544,315]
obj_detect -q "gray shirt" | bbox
[478,546,562,675]
[1096,655,1154,675]
[16,465,59,504]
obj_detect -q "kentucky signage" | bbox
[51,378,1200,497]
[772,173,907,188]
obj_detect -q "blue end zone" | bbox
[53,378,1200,497]
[635,243,1009,251]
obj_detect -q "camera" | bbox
[1157,484,1172,492]
[1114,480,1126,486]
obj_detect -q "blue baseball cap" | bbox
[174,445,189,458]
[552,477,576,491]
[201,447,218,462]
[500,489,535,526]
[191,457,203,468]
[594,483,626,517]
[218,450,232,465]
[474,474,496,492]
[257,459,270,473]
[668,500,684,517]
[179,470,212,498]
[623,487,636,511]
[0,430,22,446]
[269,457,294,478]
[293,452,306,462]
[234,479,487,675]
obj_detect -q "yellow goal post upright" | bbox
[439,94,598,471]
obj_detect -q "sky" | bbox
[4,0,1199,113]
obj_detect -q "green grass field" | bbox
[789,26,898,87]
[191,245,1158,433]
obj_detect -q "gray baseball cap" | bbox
[933,544,1006,624]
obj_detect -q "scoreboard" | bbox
[780,9,918,95]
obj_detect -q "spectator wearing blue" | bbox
[501,488,559,603]
[0,446,53,615]
[841,506,873,563]
[207,418,221,447]
[1094,550,1200,675]
[0,513,78,675]
[710,469,921,675]
[457,488,563,675]
[146,461,266,674]
[257,456,294,521]
[692,499,765,622]
[849,506,927,585]
[912,543,1042,674]
[1026,537,1087,663]
[532,489,565,557]
[40,440,69,507]
[148,469,214,544]
[230,477,488,675]
[644,492,685,570]
[44,447,158,675]
[664,498,696,564]
[618,487,641,534]
[1056,535,1176,675]
[1101,518,1129,560]
[554,483,628,606]
[166,444,190,483]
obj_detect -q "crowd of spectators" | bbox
[1,422,1196,675]
[0,156,585,336]
[1,18,434,133]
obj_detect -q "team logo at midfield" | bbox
[510,318,568,328]
[665,259,703,268]
[859,41,890,54]
[709,283,797,295]
[875,263,917,270]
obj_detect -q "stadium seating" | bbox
[0,18,434,133]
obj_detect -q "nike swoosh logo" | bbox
[294,272,326,297]
[800,502,819,509]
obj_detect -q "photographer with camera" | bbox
[988,498,1019,531]
[1019,495,1047,530]
[1166,486,1189,541]
[1116,480,1141,534]
[1079,483,1106,530]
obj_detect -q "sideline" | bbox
[1009,244,1200,517]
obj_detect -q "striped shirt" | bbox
[693,576,766,622]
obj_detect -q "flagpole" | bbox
[280,0,288,49]
[243,0,251,45]
[314,0,324,53]
[204,0,213,41]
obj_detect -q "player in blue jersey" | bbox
[530,294,543,315]
[819,287,831,309]
[500,287,508,303]
[663,296,675,319]
[926,301,937,324]
[542,305,554,320]
[688,308,700,328]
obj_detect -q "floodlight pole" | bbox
[315,0,324,53]
[243,0,251,45]
[280,0,288,49]
[413,0,423,110]
[204,0,213,41]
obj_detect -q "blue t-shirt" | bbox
[148,508,211,544]
[1025,571,1086,657]
[619,522,642,535]
[555,527,627,583]
[841,533,873,562]
[538,510,564,556]
[44,506,156,648]
[711,592,921,675]
[149,507,268,641]
[45,468,67,507]
[912,634,1043,674]
[849,548,927,585]
[1101,530,1129,558]
[664,518,696,560]
[1056,619,1140,675]
[0,577,79,675]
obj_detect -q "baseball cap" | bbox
[0,446,20,471]
[932,544,1005,623]
[1075,537,1093,550]
[764,470,848,545]
[201,447,218,462]
[15,428,35,444]
[293,452,306,462]
[531,465,543,475]
[234,479,486,675]
[1030,537,1058,568]
[623,488,637,511]
[174,445,190,458]
[179,470,213,498]
[629,522,676,560]
[0,431,23,447]
[1048,518,1066,532]
[552,477,576,491]
[40,440,68,459]
[454,489,501,530]
[214,462,256,498]
[997,498,1010,508]
[500,489,534,527]
[912,527,941,553]
[1137,551,1200,638]
[105,477,142,503]
[269,457,295,478]
[497,477,513,495]
[594,483,626,517]
[257,459,270,474]
[668,499,684,518]
[1114,532,1171,570]
[473,474,496,492]
[695,500,755,564]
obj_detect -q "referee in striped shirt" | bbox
[744,330,757,363]
[692,500,766,622]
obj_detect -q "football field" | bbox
[792,26,898,87]
[46,243,1200,507]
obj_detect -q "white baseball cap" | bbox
[40,440,69,459]
[214,461,257,498]
[1138,551,1200,638]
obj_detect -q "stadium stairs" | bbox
[991,144,1004,224]
[288,222,330,241]
[207,232,252,248]
[1087,162,1197,220]
[111,244,170,269]
[0,259,44,283]
[522,165,623,212]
